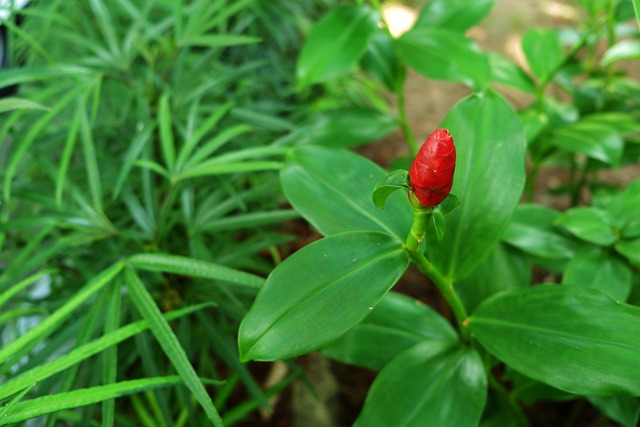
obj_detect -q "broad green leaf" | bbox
[546,121,624,166]
[469,285,640,396]
[394,28,490,89]
[281,146,412,241]
[372,169,409,209]
[124,268,223,426]
[0,377,182,425]
[457,242,531,313]
[360,30,404,91]
[321,291,457,371]
[588,396,640,427]
[274,108,398,148]
[296,4,379,86]
[128,253,264,289]
[562,247,632,301]
[239,231,409,361]
[601,39,640,66]
[354,342,486,427]
[553,207,616,246]
[488,53,537,93]
[615,238,640,265]
[502,204,582,260]
[413,0,494,33]
[425,90,526,281]
[519,109,549,144]
[607,179,640,235]
[0,97,48,113]
[521,28,564,82]
[634,0,640,29]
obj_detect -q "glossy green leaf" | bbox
[354,342,486,427]
[281,146,412,241]
[321,291,457,371]
[502,204,582,260]
[602,40,640,66]
[360,30,404,91]
[588,396,640,427]
[615,238,640,265]
[372,169,409,209]
[521,28,564,82]
[546,121,624,166]
[274,108,398,148]
[296,4,379,86]
[607,180,640,235]
[238,231,409,361]
[431,209,446,241]
[553,207,616,246]
[413,0,494,33]
[562,247,632,301]
[469,285,640,396]
[457,242,531,313]
[634,0,640,29]
[488,53,537,93]
[394,28,490,89]
[425,90,526,280]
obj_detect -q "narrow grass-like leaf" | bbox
[129,253,264,289]
[179,160,281,180]
[182,35,262,48]
[55,103,81,207]
[0,384,34,420]
[0,261,126,365]
[88,0,122,59]
[0,303,211,401]
[0,97,48,113]
[177,101,234,169]
[124,267,223,426]
[112,124,154,200]
[3,85,81,202]
[102,282,121,427]
[199,210,299,233]
[183,124,252,170]
[158,92,176,172]
[0,377,183,425]
[134,159,171,179]
[0,270,53,308]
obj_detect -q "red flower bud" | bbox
[409,128,456,207]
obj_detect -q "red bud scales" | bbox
[409,128,456,207]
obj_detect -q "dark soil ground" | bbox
[234,1,640,425]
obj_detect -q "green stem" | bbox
[405,208,470,341]
[395,72,419,154]
[524,160,540,203]
[535,16,608,107]
[488,374,530,426]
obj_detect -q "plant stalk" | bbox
[405,208,470,341]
